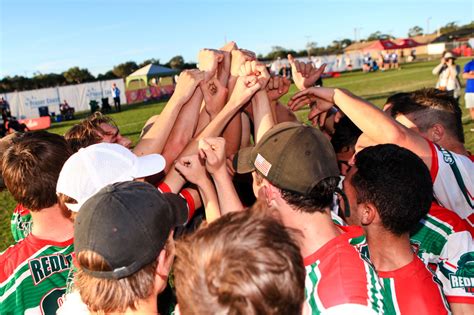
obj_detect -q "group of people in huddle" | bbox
[0,41,473,315]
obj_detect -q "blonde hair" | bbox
[75,250,158,313]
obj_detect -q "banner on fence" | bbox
[3,79,126,119]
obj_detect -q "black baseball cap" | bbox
[74,181,188,279]
[234,122,339,194]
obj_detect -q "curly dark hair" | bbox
[351,144,432,235]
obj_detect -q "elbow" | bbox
[385,124,409,145]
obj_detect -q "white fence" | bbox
[0,79,126,119]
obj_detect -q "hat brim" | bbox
[233,147,255,174]
[135,154,166,179]
[162,192,189,226]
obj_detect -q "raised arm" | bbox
[174,154,221,223]
[239,61,273,143]
[288,87,433,167]
[162,74,262,193]
[133,69,204,156]
[199,137,244,214]
[288,54,326,91]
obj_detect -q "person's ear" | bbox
[430,124,445,143]
[263,180,280,207]
[359,203,376,226]
[157,233,175,277]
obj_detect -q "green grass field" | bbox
[1,58,473,251]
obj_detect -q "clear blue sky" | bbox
[0,0,472,77]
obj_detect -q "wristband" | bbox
[180,189,196,221]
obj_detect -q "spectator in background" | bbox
[0,97,11,122]
[362,53,372,72]
[59,100,75,121]
[111,83,121,112]
[344,55,353,71]
[383,51,391,71]
[462,58,474,124]
[432,52,461,100]
[390,51,399,69]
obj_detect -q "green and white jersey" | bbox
[10,204,32,243]
[304,225,384,314]
[411,202,474,304]
[0,234,73,314]
[427,142,474,233]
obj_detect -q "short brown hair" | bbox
[2,131,72,211]
[74,250,158,313]
[64,112,117,152]
[390,88,464,143]
[174,208,305,315]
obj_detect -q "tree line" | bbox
[0,56,196,94]
[1,21,471,93]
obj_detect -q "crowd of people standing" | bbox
[0,42,473,314]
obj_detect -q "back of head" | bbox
[174,208,305,315]
[234,122,340,214]
[2,131,72,210]
[74,181,188,313]
[64,112,116,152]
[331,116,362,154]
[389,88,464,143]
[351,144,433,235]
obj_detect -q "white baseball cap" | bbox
[56,143,166,212]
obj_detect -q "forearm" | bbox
[462,73,474,79]
[133,94,185,156]
[222,113,242,158]
[432,63,444,75]
[162,168,186,193]
[179,100,242,157]
[194,108,211,136]
[212,171,244,214]
[252,91,275,143]
[161,90,203,171]
[333,88,432,165]
[196,179,221,223]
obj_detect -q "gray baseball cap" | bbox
[74,181,188,279]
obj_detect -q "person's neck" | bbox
[365,228,414,272]
[280,205,341,258]
[119,296,159,314]
[30,204,74,242]
[439,138,469,157]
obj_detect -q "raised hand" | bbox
[198,49,224,81]
[174,154,209,187]
[173,69,205,104]
[198,137,227,176]
[201,78,228,118]
[238,60,270,90]
[288,87,336,127]
[230,49,256,77]
[217,42,238,86]
[288,54,326,91]
[266,75,291,102]
[227,74,261,108]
